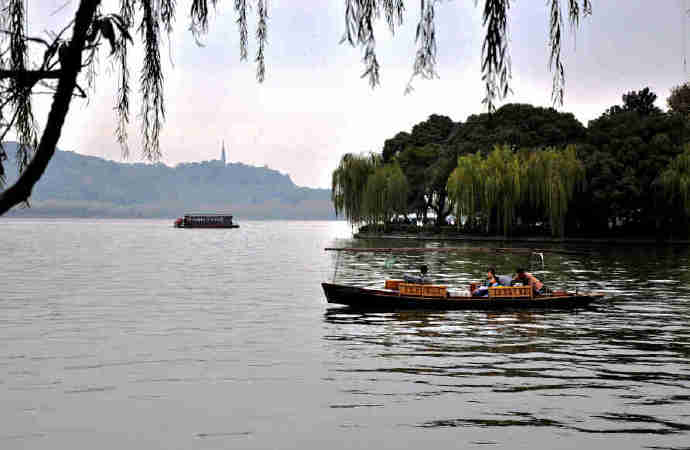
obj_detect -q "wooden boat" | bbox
[322,282,604,311]
[173,213,239,229]
[323,246,604,310]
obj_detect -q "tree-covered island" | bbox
[332,86,690,240]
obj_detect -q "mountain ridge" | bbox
[1,142,335,219]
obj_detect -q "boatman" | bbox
[513,268,545,296]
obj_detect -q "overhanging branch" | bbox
[0,69,63,81]
[0,0,100,215]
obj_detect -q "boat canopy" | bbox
[324,247,587,256]
[183,214,235,225]
[184,213,234,218]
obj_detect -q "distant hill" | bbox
[1,142,335,219]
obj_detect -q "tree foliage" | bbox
[452,146,525,236]
[604,87,662,117]
[445,151,484,229]
[447,145,583,236]
[331,153,379,224]
[382,131,412,163]
[336,86,690,238]
[332,153,409,227]
[523,146,583,236]
[668,82,690,117]
[661,145,690,215]
[576,88,687,233]
[362,163,409,227]
[447,104,586,154]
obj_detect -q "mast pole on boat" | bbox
[332,251,342,283]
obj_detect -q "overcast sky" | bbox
[28,0,690,188]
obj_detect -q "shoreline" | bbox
[354,233,690,245]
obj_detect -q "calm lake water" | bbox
[1,219,689,449]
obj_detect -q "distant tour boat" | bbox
[173,213,239,229]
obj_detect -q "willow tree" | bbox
[661,145,690,215]
[447,151,484,230]
[331,153,380,224]
[0,0,592,216]
[524,146,584,236]
[362,163,409,229]
[483,146,525,236]
[447,146,524,235]
[448,145,584,236]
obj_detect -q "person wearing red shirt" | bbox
[514,268,545,296]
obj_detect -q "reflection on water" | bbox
[323,242,690,448]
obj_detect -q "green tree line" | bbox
[332,86,690,238]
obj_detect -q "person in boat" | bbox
[513,268,545,295]
[403,264,431,284]
[484,266,514,286]
[496,272,513,286]
[472,267,502,297]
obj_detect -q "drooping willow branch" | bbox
[478,0,511,112]
[6,0,37,175]
[235,0,249,61]
[115,0,133,158]
[255,0,268,82]
[549,0,592,107]
[139,0,164,161]
[405,0,438,94]
[340,0,590,110]
[447,145,584,236]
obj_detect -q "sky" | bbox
[25,0,690,188]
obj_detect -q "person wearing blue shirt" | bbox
[472,266,501,297]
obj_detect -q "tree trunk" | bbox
[0,0,100,216]
[433,193,451,230]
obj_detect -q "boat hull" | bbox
[322,282,602,311]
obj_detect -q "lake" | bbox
[1,219,689,449]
